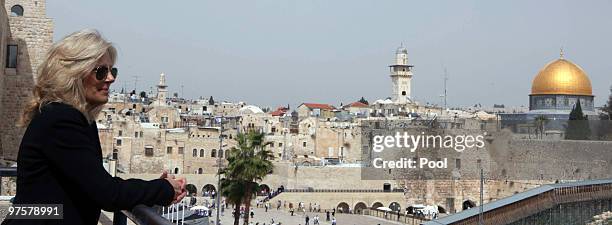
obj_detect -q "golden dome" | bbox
[530,57,592,96]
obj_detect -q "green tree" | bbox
[534,115,548,139]
[221,131,274,225]
[358,97,369,105]
[603,86,612,119]
[565,100,591,140]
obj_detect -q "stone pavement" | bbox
[212,207,407,225]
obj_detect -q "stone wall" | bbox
[0,0,53,160]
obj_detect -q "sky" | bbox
[47,0,612,109]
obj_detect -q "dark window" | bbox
[218,150,224,158]
[167,146,173,154]
[401,91,406,96]
[200,149,205,157]
[198,168,203,174]
[10,5,23,16]
[455,158,461,169]
[6,45,17,68]
[303,142,307,147]
[211,149,217,158]
[118,130,122,137]
[178,147,184,154]
[116,139,122,146]
[112,149,118,160]
[145,147,153,157]
[192,149,197,157]
[134,132,139,138]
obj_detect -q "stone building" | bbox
[0,0,53,160]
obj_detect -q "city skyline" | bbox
[48,0,612,109]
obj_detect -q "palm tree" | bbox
[223,131,274,225]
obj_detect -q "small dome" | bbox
[396,46,408,54]
[531,57,592,96]
[239,105,264,114]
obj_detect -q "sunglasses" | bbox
[92,66,118,81]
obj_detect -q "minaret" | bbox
[156,73,168,106]
[389,44,414,104]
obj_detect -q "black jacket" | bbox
[2,102,174,225]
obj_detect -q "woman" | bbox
[2,29,186,225]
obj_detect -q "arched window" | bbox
[211,149,217,158]
[10,5,23,16]
[218,150,224,158]
[174,168,179,174]
[192,149,197,157]
[199,149,205,157]
[198,168,203,174]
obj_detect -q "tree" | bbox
[222,131,274,225]
[565,100,590,140]
[219,178,248,225]
[358,97,369,105]
[534,115,548,139]
[603,86,612,119]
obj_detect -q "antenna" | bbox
[444,68,448,109]
[132,75,139,92]
[439,67,449,109]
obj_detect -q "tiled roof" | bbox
[302,103,335,110]
[347,102,369,108]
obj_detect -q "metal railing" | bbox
[114,205,174,225]
[285,188,404,193]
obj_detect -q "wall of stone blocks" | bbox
[0,0,52,160]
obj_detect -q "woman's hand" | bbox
[161,171,187,204]
[165,177,187,204]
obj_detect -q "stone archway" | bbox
[337,202,350,213]
[258,184,271,196]
[371,202,383,209]
[185,184,198,196]
[389,202,401,212]
[354,202,367,214]
[462,200,476,210]
[202,184,216,197]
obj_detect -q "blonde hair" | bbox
[19,29,117,126]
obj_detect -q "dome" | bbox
[239,105,264,114]
[531,57,592,96]
[396,46,408,54]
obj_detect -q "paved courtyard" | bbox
[211,206,410,225]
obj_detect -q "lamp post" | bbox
[215,116,224,225]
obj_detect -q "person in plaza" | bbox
[326,210,330,221]
[305,215,310,225]
[331,217,337,225]
[313,215,319,225]
[251,210,255,218]
[1,29,187,225]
